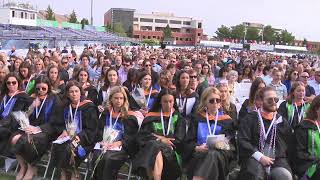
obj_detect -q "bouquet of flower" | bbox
[12,111,38,154]
[206,134,230,151]
[131,87,147,109]
[65,119,79,177]
[65,120,77,139]
[91,126,120,178]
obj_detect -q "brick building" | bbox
[104,9,204,45]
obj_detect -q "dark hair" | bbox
[47,65,62,89]
[127,68,138,83]
[34,75,52,96]
[248,77,266,107]
[166,63,175,70]
[63,80,85,104]
[218,66,228,78]
[19,61,32,79]
[175,70,191,95]
[76,68,91,84]
[305,95,320,120]
[258,86,275,100]
[241,65,254,80]
[286,69,299,81]
[149,88,178,112]
[80,54,90,62]
[103,67,121,90]
[1,72,22,96]
[137,71,152,86]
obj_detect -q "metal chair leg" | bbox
[127,161,133,180]
[51,167,56,180]
[43,152,52,178]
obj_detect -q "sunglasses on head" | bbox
[6,81,17,85]
[208,98,221,104]
[36,87,47,91]
[266,97,279,104]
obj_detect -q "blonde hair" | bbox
[108,86,129,117]
[197,87,221,113]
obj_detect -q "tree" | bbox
[163,24,172,39]
[303,38,308,46]
[69,10,78,23]
[80,18,89,29]
[113,22,127,37]
[104,23,112,32]
[246,27,260,41]
[262,25,276,43]
[141,39,160,46]
[279,29,295,45]
[231,24,245,40]
[216,25,231,39]
[45,5,56,21]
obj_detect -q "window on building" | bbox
[180,38,183,41]
[186,29,190,33]
[155,27,164,31]
[143,36,146,39]
[133,18,139,21]
[170,20,182,24]
[25,12,28,19]
[198,33,201,36]
[198,22,202,28]
[21,12,24,18]
[134,35,140,38]
[183,21,191,25]
[148,36,151,39]
[153,36,156,39]
[140,18,153,22]
[155,19,168,23]
[12,11,15,17]
[176,37,179,40]
[31,14,35,19]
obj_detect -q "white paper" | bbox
[94,143,102,150]
[52,136,70,144]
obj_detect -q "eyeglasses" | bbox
[266,97,279,104]
[36,87,47,91]
[123,64,131,67]
[68,57,72,59]
[6,81,17,85]
[293,73,298,75]
[190,75,198,79]
[150,58,156,60]
[62,61,68,64]
[208,98,221,104]
[145,64,151,67]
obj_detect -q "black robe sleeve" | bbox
[238,112,259,160]
[238,99,249,122]
[39,95,65,140]
[78,104,98,147]
[122,115,139,156]
[182,114,198,161]
[278,101,288,120]
[97,89,103,106]
[86,86,98,105]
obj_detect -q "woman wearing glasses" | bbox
[10,76,64,180]
[283,70,299,93]
[92,86,139,180]
[51,81,98,180]
[184,87,235,180]
[142,59,159,89]
[278,81,310,130]
[76,68,98,105]
[0,73,32,156]
[175,70,198,117]
[133,89,186,180]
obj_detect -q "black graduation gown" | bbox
[92,110,139,180]
[238,112,293,180]
[238,99,250,121]
[294,119,320,179]
[278,101,310,130]
[175,91,199,117]
[51,100,98,170]
[84,85,98,105]
[132,110,186,179]
[0,91,32,157]
[11,94,64,164]
[183,112,236,180]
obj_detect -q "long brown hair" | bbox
[108,86,129,117]
[287,81,305,104]
[305,95,320,121]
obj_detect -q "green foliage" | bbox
[231,24,245,40]
[246,27,260,41]
[69,10,78,23]
[80,18,89,29]
[45,5,56,21]
[216,25,231,39]
[163,24,172,39]
[262,25,277,43]
[279,29,295,45]
[141,39,160,46]
[113,22,127,37]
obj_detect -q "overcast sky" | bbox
[30,0,320,41]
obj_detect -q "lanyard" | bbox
[160,108,173,136]
[179,94,187,110]
[24,75,33,92]
[146,87,153,107]
[69,101,80,123]
[108,109,121,129]
[257,110,277,140]
[315,121,320,135]
[35,95,47,119]
[206,110,219,135]
[3,90,18,109]
[293,102,305,124]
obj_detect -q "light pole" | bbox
[90,0,93,25]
